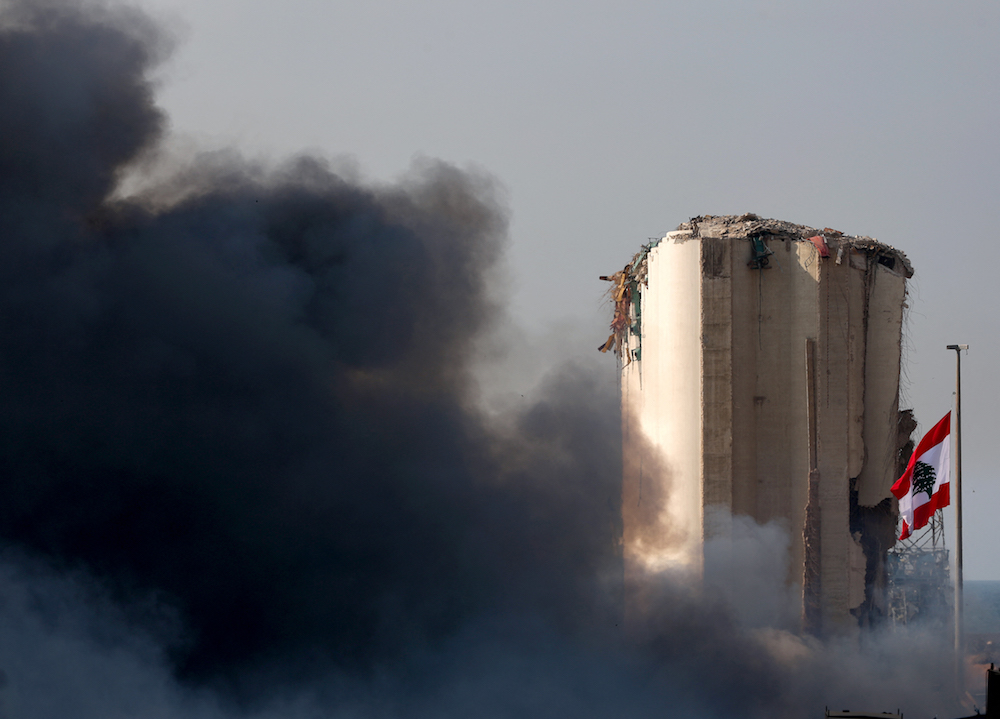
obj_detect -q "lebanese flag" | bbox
[891,412,951,541]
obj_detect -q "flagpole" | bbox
[947,343,968,699]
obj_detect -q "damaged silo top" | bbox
[599,213,912,357]
[673,213,912,276]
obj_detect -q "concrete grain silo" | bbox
[605,214,913,635]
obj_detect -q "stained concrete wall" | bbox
[619,216,910,633]
[621,231,703,574]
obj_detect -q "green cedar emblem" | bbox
[912,460,937,500]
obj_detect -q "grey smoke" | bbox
[0,1,967,717]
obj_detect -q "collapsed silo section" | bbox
[604,214,913,635]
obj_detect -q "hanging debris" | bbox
[748,235,774,269]
[597,268,630,355]
[599,239,660,361]
[807,234,831,258]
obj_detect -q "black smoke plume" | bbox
[0,0,624,689]
[0,3,965,718]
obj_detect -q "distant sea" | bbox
[966,581,1000,634]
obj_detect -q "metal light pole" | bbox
[947,343,968,698]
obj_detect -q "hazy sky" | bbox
[128,0,1000,578]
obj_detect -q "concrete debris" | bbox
[675,214,913,278]
[808,235,831,258]
[601,214,913,360]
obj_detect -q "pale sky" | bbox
[131,0,1000,578]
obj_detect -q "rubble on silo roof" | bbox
[599,214,913,360]
[676,213,913,278]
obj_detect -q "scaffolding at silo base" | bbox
[887,511,952,628]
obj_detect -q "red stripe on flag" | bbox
[891,412,951,500]
[912,483,950,530]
